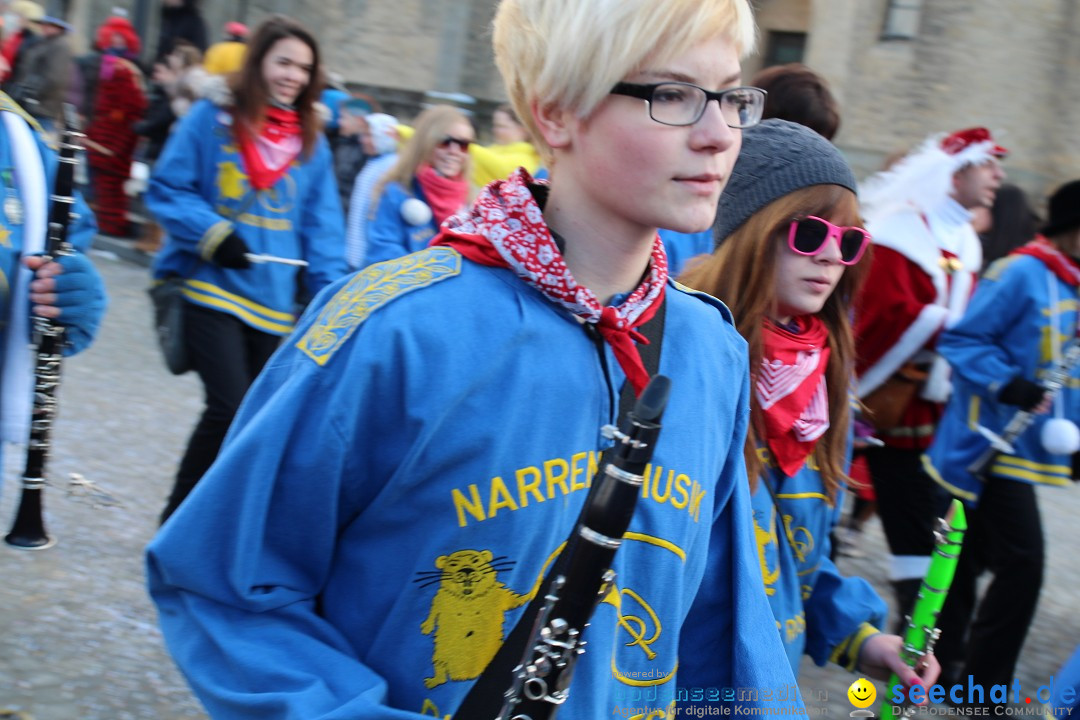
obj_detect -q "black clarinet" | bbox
[494,374,671,720]
[967,333,1080,481]
[5,110,81,550]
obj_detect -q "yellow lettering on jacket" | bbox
[515,466,544,508]
[671,474,691,509]
[543,458,570,498]
[451,485,485,527]
[569,452,589,491]
[450,452,706,527]
[215,204,293,231]
[488,476,519,518]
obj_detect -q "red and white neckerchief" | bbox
[433,168,668,395]
[757,316,831,476]
[1011,236,1080,288]
[236,105,302,191]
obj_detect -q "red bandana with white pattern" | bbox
[433,168,668,395]
[757,316,831,476]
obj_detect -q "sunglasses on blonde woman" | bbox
[787,216,871,265]
[439,136,473,152]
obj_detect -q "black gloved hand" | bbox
[212,233,252,269]
[998,376,1046,411]
[1072,452,1080,482]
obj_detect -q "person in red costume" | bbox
[84,14,147,237]
[853,127,1007,629]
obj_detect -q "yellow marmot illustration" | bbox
[216,160,248,200]
[753,509,780,595]
[419,549,527,689]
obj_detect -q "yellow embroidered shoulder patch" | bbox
[296,247,462,365]
[982,254,1021,282]
[0,91,48,141]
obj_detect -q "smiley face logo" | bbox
[848,678,876,708]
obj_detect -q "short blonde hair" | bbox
[492,0,756,164]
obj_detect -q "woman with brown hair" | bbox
[146,14,347,522]
[363,103,474,268]
[681,119,938,689]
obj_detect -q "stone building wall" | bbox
[61,0,1080,200]
[777,0,1078,200]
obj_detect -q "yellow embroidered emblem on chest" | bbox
[216,160,248,200]
[297,247,462,365]
[419,549,527,688]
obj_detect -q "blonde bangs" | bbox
[493,0,756,164]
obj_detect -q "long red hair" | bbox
[679,185,872,502]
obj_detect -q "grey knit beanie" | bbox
[713,119,857,244]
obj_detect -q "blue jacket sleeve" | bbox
[54,252,107,356]
[146,344,426,719]
[804,417,885,668]
[802,549,887,668]
[298,137,348,295]
[676,371,804,709]
[937,260,1033,398]
[144,101,234,258]
[364,183,411,269]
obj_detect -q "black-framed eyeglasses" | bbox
[439,136,473,152]
[610,81,767,129]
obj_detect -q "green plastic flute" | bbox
[881,499,968,719]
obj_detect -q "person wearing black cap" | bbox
[925,178,1080,698]
[680,119,940,690]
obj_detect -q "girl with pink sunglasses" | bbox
[682,119,939,692]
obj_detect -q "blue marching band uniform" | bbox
[147,235,802,717]
[927,252,1080,498]
[0,91,105,483]
[148,98,348,335]
[750,440,887,673]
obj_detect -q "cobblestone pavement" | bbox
[0,251,206,719]
[1,251,1078,718]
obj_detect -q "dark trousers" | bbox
[865,445,947,628]
[935,478,1044,696]
[160,304,279,522]
[866,444,944,559]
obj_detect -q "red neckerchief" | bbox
[432,168,667,396]
[757,316,831,476]
[236,106,302,191]
[1010,236,1080,287]
[416,164,469,226]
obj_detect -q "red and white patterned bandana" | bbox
[434,168,668,395]
[757,316,831,476]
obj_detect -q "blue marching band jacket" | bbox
[751,438,887,673]
[0,92,104,485]
[927,253,1080,501]
[148,99,348,335]
[147,247,803,719]
[0,93,102,358]
[364,178,440,269]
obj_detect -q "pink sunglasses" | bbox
[787,216,871,266]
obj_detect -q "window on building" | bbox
[763,31,807,67]
[881,0,924,40]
